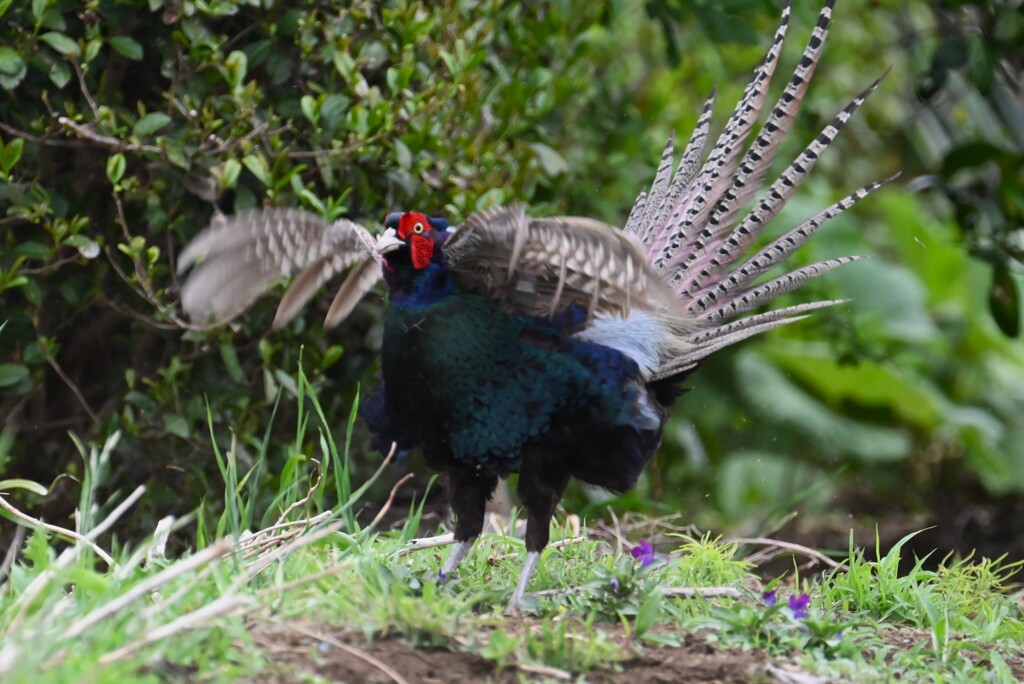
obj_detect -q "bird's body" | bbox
[367,235,667,485]
[176,1,891,612]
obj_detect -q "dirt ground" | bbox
[252,620,777,683]
[247,618,1024,684]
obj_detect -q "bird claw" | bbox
[504,597,524,618]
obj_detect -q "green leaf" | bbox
[300,95,318,124]
[332,51,355,80]
[988,262,1020,337]
[31,0,47,24]
[218,158,241,189]
[0,478,48,496]
[84,37,101,62]
[109,35,143,61]
[48,60,70,88]
[219,343,243,383]
[394,139,412,170]
[319,93,349,129]
[0,46,26,76]
[321,345,345,370]
[40,31,80,57]
[242,153,270,187]
[162,413,190,440]
[0,0,12,20]
[634,589,661,637]
[0,363,29,387]
[132,112,171,137]
[530,142,568,176]
[224,49,247,87]
[65,234,100,259]
[768,350,942,430]
[106,153,126,184]
[0,137,23,174]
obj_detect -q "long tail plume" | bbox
[629,1,892,380]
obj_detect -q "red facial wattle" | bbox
[397,212,435,270]
[410,234,434,269]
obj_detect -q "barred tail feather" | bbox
[690,175,897,315]
[650,0,792,273]
[637,91,717,254]
[626,2,891,379]
[676,1,835,287]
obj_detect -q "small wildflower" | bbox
[609,578,620,590]
[763,590,777,607]
[630,539,654,566]
[788,593,811,619]
[437,571,447,583]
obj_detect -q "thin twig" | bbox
[272,620,411,684]
[19,254,82,275]
[239,511,333,557]
[660,586,744,599]
[0,121,45,143]
[87,485,147,540]
[531,585,743,599]
[105,196,203,331]
[72,61,100,119]
[394,532,455,557]
[270,460,323,530]
[515,663,572,680]
[493,535,589,561]
[365,473,414,532]
[235,518,348,585]
[729,537,843,570]
[57,117,161,154]
[0,495,115,567]
[38,339,99,424]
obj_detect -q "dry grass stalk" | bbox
[61,538,235,640]
[0,495,117,567]
[5,484,146,634]
[729,537,843,570]
[99,594,256,664]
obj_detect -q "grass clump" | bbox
[1,369,1022,682]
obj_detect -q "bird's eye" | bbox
[413,222,425,234]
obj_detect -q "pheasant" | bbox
[178,0,891,613]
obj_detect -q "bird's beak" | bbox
[376,227,403,255]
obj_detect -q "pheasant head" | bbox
[377,212,451,270]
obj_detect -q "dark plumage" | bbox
[177,1,890,612]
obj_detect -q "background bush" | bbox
[1,0,1022,544]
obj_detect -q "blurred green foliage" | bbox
[0,0,1021,538]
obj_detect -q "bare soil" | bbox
[252,620,773,683]
[250,616,1024,683]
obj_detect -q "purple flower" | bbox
[763,590,777,607]
[609,578,620,590]
[788,593,811,619]
[630,539,654,566]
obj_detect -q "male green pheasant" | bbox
[178,0,891,613]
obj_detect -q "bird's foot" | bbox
[504,550,541,617]
[438,537,476,584]
[504,595,524,617]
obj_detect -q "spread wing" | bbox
[443,203,682,319]
[178,208,381,329]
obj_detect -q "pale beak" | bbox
[376,227,403,255]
